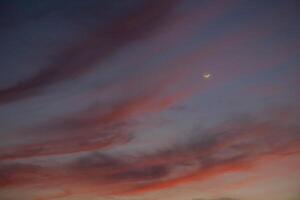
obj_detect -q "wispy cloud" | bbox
[0,0,178,105]
[0,65,202,160]
[1,106,299,198]
[0,1,299,200]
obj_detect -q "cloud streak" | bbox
[1,106,299,198]
[0,1,299,200]
[0,0,178,105]
[0,66,201,160]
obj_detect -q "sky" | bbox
[0,0,299,200]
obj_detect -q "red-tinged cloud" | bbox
[0,1,299,200]
[0,67,200,160]
[0,0,178,105]
[0,130,131,161]
[74,106,300,195]
[0,106,299,199]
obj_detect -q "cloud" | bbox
[0,65,202,160]
[0,1,299,200]
[116,106,300,194]
[0,128,131,161]
[1,106,299,198]
[0,0,178,105]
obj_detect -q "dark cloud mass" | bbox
[0,0,177,104]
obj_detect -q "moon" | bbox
[203,73,211,79]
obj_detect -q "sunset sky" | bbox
[0,0,299,200]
